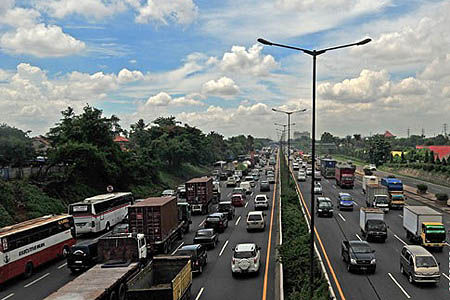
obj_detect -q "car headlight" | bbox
[370,259,376,264]
[350,258,357,264]
[329,209,333,212]
[318,209,323,212]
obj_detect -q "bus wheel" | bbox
[118,283,126,300]
[109,290,118,300]
[105,222,111,232]
[62,246,70,258]
[24,262,34,278]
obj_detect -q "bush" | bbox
[417,184,428,193]
[435,193,448,201]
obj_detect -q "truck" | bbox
[335,164,356,188]
[44,232,147,300]
[186,177,214,215]
[129,196,186,254]
[403,206,446,251]
[380,177,405,209]
[126,256,192,300]
[365,185,390,212]
[212,180,221,203]
[320,158,337,178]
[360,208,388,242]
[362,175,378,194]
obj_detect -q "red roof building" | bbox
[416,145,450,160]
[113,135,129,151]
[384,130,395,138]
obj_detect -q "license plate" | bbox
[75,261,82,264]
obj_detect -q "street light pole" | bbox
[259,37,371,299]
[273,108,306,164]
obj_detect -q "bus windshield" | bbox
[69,204,91,215]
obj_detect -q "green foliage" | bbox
[417,184,428,192]
[0,124,35,168]
[435,193,448,201]
[367,135,391,165]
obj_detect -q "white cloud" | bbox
[1,7,41,28]
[145,92,203,107]
[202,77,240,96]
[117,68,144,83]
[236,103,271,116]
[37,0,126,19]
[419,54,450,81]
[129,0,198,25]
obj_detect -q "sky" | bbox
[1,0,450,139]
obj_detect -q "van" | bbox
[67,239,98,273]
[240,181,251,194]
[400,245,440,284]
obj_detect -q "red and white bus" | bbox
[0,214,76,284]
[69,192,133,235]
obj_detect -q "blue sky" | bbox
[1,0,449,138]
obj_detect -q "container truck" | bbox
[126,256,192,300]
[360,208,388,242]
[403,206,446,251]
[320,158,337,178]
[365,185,390,212]
[186,177,214,214]
[381,177,405,209]
[44,232,147,300]
[362,175,378,194]
[335,164,356,188]
[128,196,186,254]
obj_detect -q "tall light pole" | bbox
[259,37,371,299]
[273,108,306,164]
[275,123,287,153]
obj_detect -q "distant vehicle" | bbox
[365,185,389,212]
[362,175,378,194]
[314,170,321,181]
[112,223,129,234]
[360,208,387,242]
[381,177,405,208]
[244,176,256,187]
[231,243,261,276]
[293,162,299,170]
[67,239,98,274]
[306,167,312,175]
[219,172,228,181]
[267,175,275,184]
[246,211,266,231]
[320,158,337,178]
[69,192,133,234]
[0,215,76,284]
[337,193,354,211]
[231,194,245,207]
[162,189,176,197]
[341,240,376,273]
[186,177,214,215]
[297,171,306,181]
[313,182,322,195]
[254,194,269,210]
[260,180,270,192]
[204,213,228,233]
[193,229,218,249]
[232,187,247,200]
[227,176,237,187]
[212,180,221,202]
[316,197,333,217]
[240,181,252,194]
[368,164,377,171]
[174,244,207,274]
[335,164,355,188]
[218,201,235,220]
[400,245,440,284]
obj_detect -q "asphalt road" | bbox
[0,159,280,300]
[292,162,450,300]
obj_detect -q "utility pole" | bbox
[443,123,447,137]
[407,127,410,138]
[421,128,425,138]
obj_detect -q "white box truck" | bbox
[360,208,387,242]
[403,206,446,251]
[365,185,389,212]
[362,175,378,194]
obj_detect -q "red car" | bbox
[231,194,245,207]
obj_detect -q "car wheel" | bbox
[408,274,414,284]
[199,265,203,273]
[105,222,111,232]
[24,262,34,278]
[346,263,351,273]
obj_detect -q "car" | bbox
[297,171,306,182]
[369,164,377,171]
[302,162,307,168]
[231,194,245,207]
[218,201,235,220]
[219,172,228,181]
[232,187,247,200]
[252,174,260,181]
[112,223,129,234]
[246,211,266,231]
[204,213,228,233]
[337,193,354,211]
[162,189,175,197]
[317,197,333,217]
[314,171,321,181]
[254,194,269,210]
[231,243,261,276]
[243,176,256,187]
[293,163,299,171]
[67,239,98,274]
[313,182,322,195]
[306,167,312,175]
[240,181,252,194]
[267,175,275,184]
[341,240,376,273]
[193,229,219,249]
[226,176,237,187]
[233,175,241,183]
[260,180,270,192]
[400,245,440,284]
[174,244,207,274]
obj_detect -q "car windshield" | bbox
[340,196,352,201]
[219,204,230,210]
[416,256,437,268]
[196,231,212,237]
[367,220,386,231]
[319,202,331,208]
[206,217,220,222]
[375,196,389,204]
[255,197,266,201]
[248,215,262,221]
[234,251,254,259]
[352,246,372,253]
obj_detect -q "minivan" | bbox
[246,211,266,231]
[67,239,98,274]
[400,245,440,284]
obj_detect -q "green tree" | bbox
[0,124,35,169]
[367,135,391,165]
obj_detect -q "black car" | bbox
[341,240,376,273]
[219,172,228,180]
[67,239,98,274]
[259,180,270,192]
[317,197,333,217]
[193,229,219,249]
[174,244,207,273]
[218,201,235,220]
[204,212,228,233]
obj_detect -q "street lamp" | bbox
[272,108,306,164]
[275,124,287,153]
[259,37,371,299]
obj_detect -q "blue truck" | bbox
[380,177,405,209]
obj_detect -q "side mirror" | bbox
[257,246,261,250]
[372,250,376,253]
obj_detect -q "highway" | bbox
[290,160,450,300]
[0,158,280,300]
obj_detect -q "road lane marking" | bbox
[443,273,450,281]
[445,242,450,247]
[195,287,204,300]
[332,185,336,189]
[399,215,403,218]
[245,202,249,208]
[24,272,50,288]
[235,216,241,226]
[199,219,206,227]
[219,240,229,257]
[393,234,407,245]
[1,293,14,300]
[355,234,362,241]
[171,242,185,255]
[57,262,67,269]
[388,273,411,299]
[353,201,359,206]
[338,213,346,222]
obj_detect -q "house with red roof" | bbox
[113,135,129,151]
[416,145,450,160]
[384,130,395,138]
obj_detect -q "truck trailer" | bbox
[335,164,356,188]
[186,177,214,214]
[365,185,389,212]
[360,208,387,242]
[362,175,378,194]
[381,177,405,209]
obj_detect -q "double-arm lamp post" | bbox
[273,108,306,164]
[259,37,371,299]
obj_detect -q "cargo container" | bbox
[403,206,445,251]
[320,159,337,178]
[335,164,355,188]
[381,177,405,208]
[186,177,213,214]
[362,175,378,194]
[365,185,389,212]
[360,208,387,242]
[128,197,185,254]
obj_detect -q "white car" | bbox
[244,176,256,187]
[240,181,252,194]
[246,211,266,231]
[254,194,269,210]
[306,167,312,175]
[226,176,236,187]
[231,243,261,276]
[314,182,322,195]
[369,164,377,171]
[297,171,306,182]
[314,171,321,181]
[162,189,175,197]
[293,163,299,170]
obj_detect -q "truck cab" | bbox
[421,222,446,250]
[372,195,390,213]
[178,202,192,233]
[364,220,388,242]
[389,191,406,209]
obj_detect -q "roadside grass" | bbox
[333,154,367,166]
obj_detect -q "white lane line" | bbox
[393,234,407,246]
[57,262,67,269]
[199,219,206,227]
[388,273,411,299]
[245,202,249,208]
[338,213,346,222]
[235,216,241,226]
[1,293,14,300]
[445,242,450,247]
[195,287,205,300]
[219,240,229,257]
[443,273,450,281]
[332,185,337,189]
[250,192,254,197]
[227,192,231,197]
[355,234,362,241]
[398,215,403,218]
[353,201,359,207]
[24,272,50,288]
[171,242,185,255]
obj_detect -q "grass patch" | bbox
[333,154,367,166]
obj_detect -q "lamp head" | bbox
[257,38,273,46]
[357,38,372,46]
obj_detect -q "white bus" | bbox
[69,192,133,235]
[0,214,76,284]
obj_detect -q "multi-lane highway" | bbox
[289,160,450,300]
[0,158,280,300]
